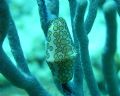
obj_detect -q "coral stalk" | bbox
[85,0,98,34]
[0,1,51,96]
[8,18,30,74]
[0,0,10,45]
[114,0,120,16]
[36,0,49,37]
[102,1,120,96]
[74,1,101,96]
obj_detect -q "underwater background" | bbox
[0,0,120,96]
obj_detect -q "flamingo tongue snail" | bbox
[46,17,77,84]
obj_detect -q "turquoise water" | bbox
[1,0,120,96]
[3,0,120,58]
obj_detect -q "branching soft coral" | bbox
[1,0,120,96]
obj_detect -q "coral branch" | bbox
[68,0,78,44]
[68,0,77,22]
[84,0,98,34]
[74,1,101,96]
[36,0,49,37]
[72,1,87,96]
[114,0,120,16]
[102,1,120,96]
[0,0,10,45]
[0,49,51,96]
[45,0,59,17]
[7,18,30,74]
[0,1,51,96]
[36,0,58,37]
